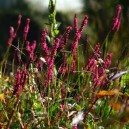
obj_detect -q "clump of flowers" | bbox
[87,44,113,89]
[1,2,128,129]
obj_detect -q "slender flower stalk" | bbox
[16,14,22,32]
[8,15,22,48]
[79,15,88,33]
[111,4,122,32]
[60,26,72,51]
[8,26,16,48]
[71,15,88,57]
[23,18,30,40]
[13,67,27,95]
[26,40,37,61]
[40,29,50,62]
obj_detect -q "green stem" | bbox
[0,47,10,76]
[6,95,21,129]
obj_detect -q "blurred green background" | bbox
[0,0,129,67]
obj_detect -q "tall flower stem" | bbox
[48,0,57,45]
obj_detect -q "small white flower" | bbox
[98,58,104,64]
[40,57,46,63]
[98,126,104,129]
[71,111,84,126]
[10,72,14,77]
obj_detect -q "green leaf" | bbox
[54,22,61,29]
[54,29,59,35]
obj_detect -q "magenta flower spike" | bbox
[23,18,30,40]
[26,41,31,52]
[16,14,22,32]
[79,15,88,33]
[8,26,15,47]
[116,4,122,18]
[111,4,122,32]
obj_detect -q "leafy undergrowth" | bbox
[0,1,129,129]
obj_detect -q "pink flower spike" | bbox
[111,4,122,32]
[116,4,122,18]
[8,26,15,47]
[111,18,119,31]
[18,14,22,27]
[116,21,121,32]
[9,26,14,37]
[31,40,37,51]
[79,15,88,33]
[64,26,72,43]
[26,41,30,52]
[23,18,30,40]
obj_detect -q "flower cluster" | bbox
[71,15,88,57]
[45,38,60,85]
[87,44,112,88]
[13,66,27,95]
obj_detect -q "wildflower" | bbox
[40,29,50,62]
[13,69,22,94]
[40,57,46,63]
[8,26,15,47]
[41,29,49,53]
[116,4,122,18]
[79,15,88,33]
[64,26,72,43]
[71,32,81,57]
[94,44,101,58]
[111,4,122,32]
[23,18,30,40]
[71,111,84,127]
[103,52,112,68]
[8,15,22,47]
[26,40,37,60]
[71,15,88,57]
[46,57,54,85]
[52,38,60,56]
[16,14,22,32]
[86,44,113,88]
[26,41,31,52]
[17,14,22,26]
[60,26,72,51]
